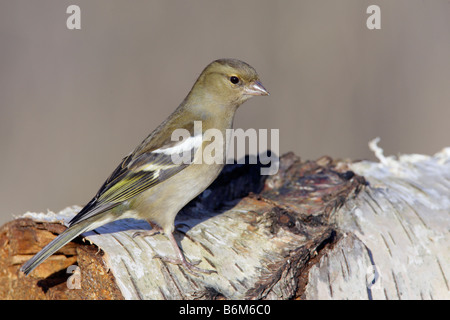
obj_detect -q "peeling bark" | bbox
[1,141,449,300]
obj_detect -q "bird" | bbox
[20,58,269,276]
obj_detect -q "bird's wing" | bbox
[68,121,201,226]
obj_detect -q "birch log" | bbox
[1,139,449,299]
[304,138,450,300]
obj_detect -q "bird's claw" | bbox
[132,229,160,238]
[153,254,216,275]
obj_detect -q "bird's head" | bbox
[189,58,269,108]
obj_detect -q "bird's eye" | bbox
[230,76,240,84]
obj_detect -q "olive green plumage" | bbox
[21,58,268,276]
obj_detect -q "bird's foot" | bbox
[153,254,217,276]
[132,228,161,238]
[132,221,163,238]
[133,223,187,238]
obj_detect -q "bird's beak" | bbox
[244,80,270,96]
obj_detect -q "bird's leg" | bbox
[132,221,162,238]
[154,231,216,275]
[134,221,216,275]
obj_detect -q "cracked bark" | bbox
[1,143,449,300]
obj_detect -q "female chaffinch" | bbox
[21,58,268,275]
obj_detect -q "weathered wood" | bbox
[1,140,449,299]
[0,153,363,299]
[303,139,450,300]
[0,216,123,299]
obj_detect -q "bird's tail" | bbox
[20,222,90,276]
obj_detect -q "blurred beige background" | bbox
[1,0,450,225]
